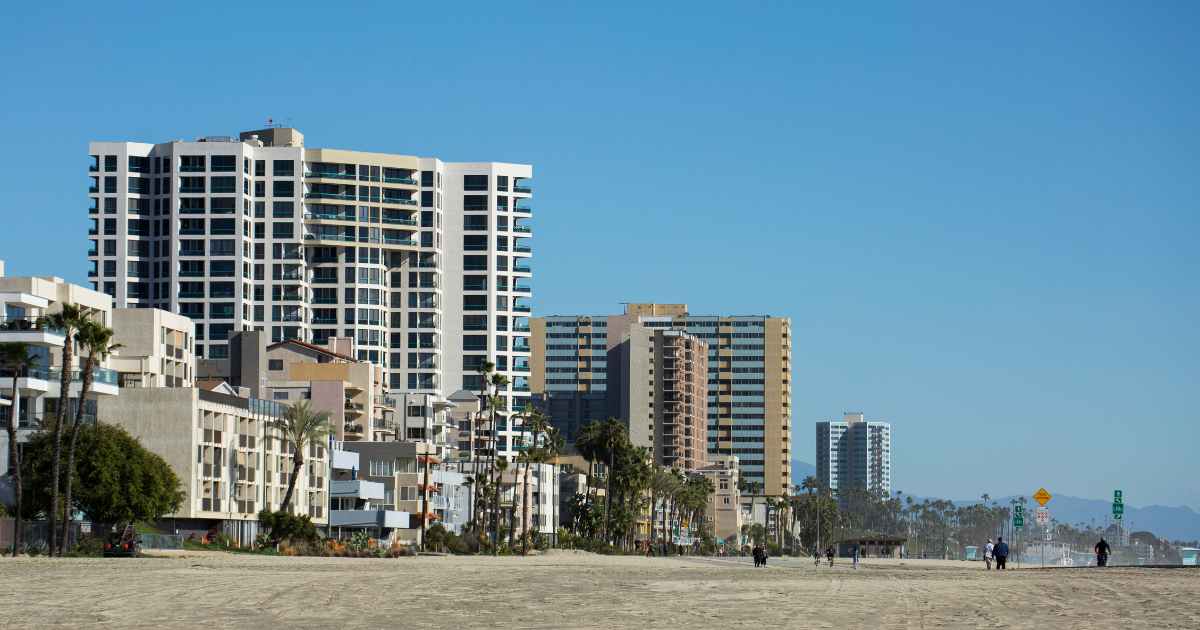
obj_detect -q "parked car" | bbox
[103,525,140,557]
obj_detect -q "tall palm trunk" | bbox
[281,449,304,512]
[7,370,23,556]
[59,351,96,554]
[520,458,531,555]
[48,333,75,557]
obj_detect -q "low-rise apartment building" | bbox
[0,272,118,474]
[98,386,328,545]
[110,307,196,388]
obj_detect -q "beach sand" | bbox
[1,551,1197,628]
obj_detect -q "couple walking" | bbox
[752,545,768,567]
[983,537,1010,570]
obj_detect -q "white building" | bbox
[0,272,119,474]
[816,412,892,496]
[87,127,533,459]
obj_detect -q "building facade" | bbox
[0,273,119,474]
[87,127,533,457]
[816,412,892,496]
[110,307,196,388]
[532,304,792,495]
[97,387,328,546]
[608,326,708,470]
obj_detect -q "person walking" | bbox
[761,545,769,568]
[1094,537,1111,567]
[852,544,860,569]
[994,536,1010,570]
[984,538,995,570]
[752,544,762,568]
[826,545,836,567]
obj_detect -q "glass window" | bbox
[273,160,294,176]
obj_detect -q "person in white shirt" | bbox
[984,539,995,570]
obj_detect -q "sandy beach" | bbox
[0,552,1197,629]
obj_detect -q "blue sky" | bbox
[1,1,1197,508]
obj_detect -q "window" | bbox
[273,391,289,400]
[420,170,433,187]
[268,359,284,371]
[464,235,487,251]
[104,155,117,172]
[209,240,235,256]
[273,160,294,176]
[211,155,236,172]
[272,201,294,217]
[180,177,205,193]
[273,181,294,197]
[464,215,488,231]
[180,155,205,172]
[211,197,236,214]
[464,295,487,311]
[463,195,488,211]
[464,175,488,191]
[128,177,150,194]
[464,276,487,291]
[211,176,236,193]
[180,197,205,213]
[272,223,294,239]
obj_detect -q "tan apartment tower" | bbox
[608,326,708,470]
[534,303,792,495]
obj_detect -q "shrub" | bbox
[444,532,469,555]
[348,531,371,553]
[65,535,106,557]
[258,510,318,546]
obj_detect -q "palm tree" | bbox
[1,343,36,556]
[267,400,332,512]
[43,304,92,556]
[59,320,121,552]
[517,405,551,555]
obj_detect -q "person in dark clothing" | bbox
[1095,538,1111,567]
[826,546,836,567]
[752,545,762,567]
[994,537,1010,570]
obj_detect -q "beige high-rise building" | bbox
[533,303,793,496]
[609,326,708,470]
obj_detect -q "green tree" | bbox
[1,342,37,556]
[43,304,93,555]
[59,320,121,550]
[21,423,182,525]
[266,400,332,512]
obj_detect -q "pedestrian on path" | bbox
[984,538,994,570]
[852,544,860,569]
[994,537,1009,570]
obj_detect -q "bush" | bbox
[444,532,469,555]
[65,535,106,557]
[24,541,48,557]
[258,510,318,546]
[348,531,371,553]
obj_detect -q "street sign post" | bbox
[1013,504,1024,529]
[1033,488,1052,506]
[1113,489,1124,521]
[1036,507,1050,526]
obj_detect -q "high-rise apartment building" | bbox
[608,326,708,470]
[532,303,792,495]
[816,412,892,496]
[87,127,533,458]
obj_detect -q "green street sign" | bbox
[1113,512,1123,521]
[1014,517,1024,529]
[1114,490,1123,500]
[1113,503,1124,515]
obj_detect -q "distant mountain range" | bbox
[969,495,1200,542]
[790,460,816,486]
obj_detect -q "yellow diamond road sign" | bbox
[1033,488,1052,506]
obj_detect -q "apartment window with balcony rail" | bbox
[211,155,236,172]
[104,155,117,172]
[210,240,236,256]
[464,275,487,291]
[463,195,488,211]
[128,177,150,194]
[464,235,487,251]
[211,176,236,193]
[180,177,205,193]
[180,155,205,172]
[273,160,294,177]
[463,175,488,191]
[273,181,294,197]
[272,223,295,239]
[104,176,117,193]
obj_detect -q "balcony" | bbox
[330,508,409,529]
[330,479,385,501]
[382,215,417,226]
[304,210,355,222]
[304,191,356,201]
[513,180,532,194]
[513,204,532,214]
[383,176,418,185]
[343,422,365,434]
[512,224,531,233]
[305,171,357,181]
[381,197,417,207]
[0,317,66,346]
